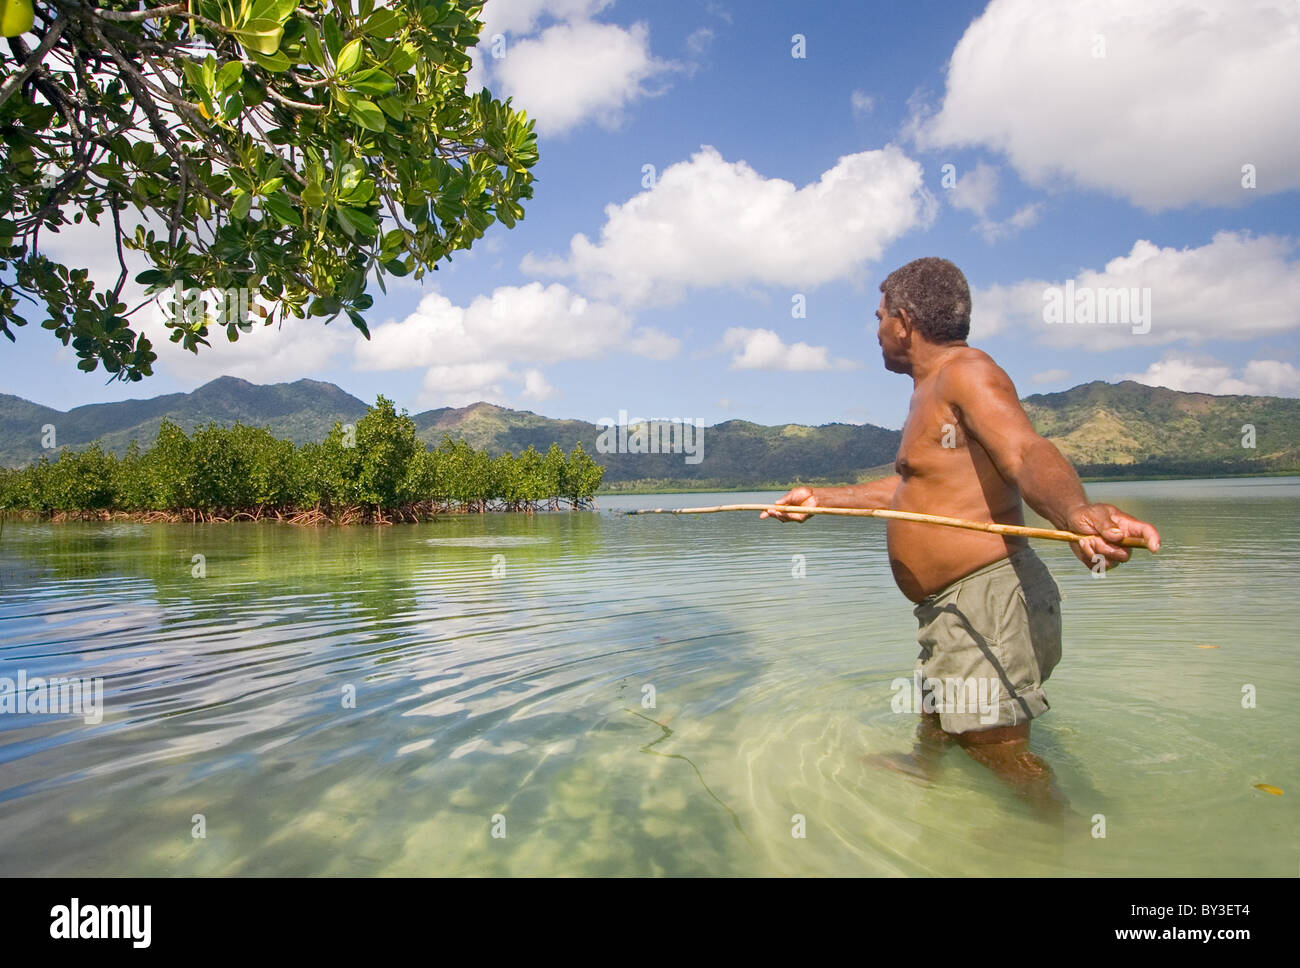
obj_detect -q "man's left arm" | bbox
[944,359,1161,568]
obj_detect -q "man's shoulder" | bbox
[936,347,1014,393]
[943,345,999,368]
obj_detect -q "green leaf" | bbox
[336,206,378,237]
[387,42,417,75]
[350,68,395,96]
[377,96,406,121]
[181,59,208,97]
[336,38,364,75]
[229,168,256,192]
[235,20,285,55]
[346,308,371,337]
[344,179,375,204]
[235,0,251,27]
[349,99,387,132]
[222,91,244,120]
[323,15,343,61]
[231,193,253,220]
[364,8,401,38]
[263,192,302,226]
[250,0,295,23]
[309,296,342,317]
[216,60,244,91]
[339,163,363,192]
[302,183,325,208]
[302,22,327,69]
[249,49,291,72]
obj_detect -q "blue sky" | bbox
[7,0,1299,431]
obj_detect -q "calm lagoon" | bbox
[0,477,1296,875]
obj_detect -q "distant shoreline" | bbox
[595,469,1300,496]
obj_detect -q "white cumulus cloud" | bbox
[520,368,558,400]
[357,282,678,407]
[477,0,613,38]
[470,2,673,136]
[972,231,1300,348]
[1117,357,1300,397]
[686,27,715,56]
[976,202,1041,243]
[946,163,1040,242]
[523,144,936,305]
[490,21,673,135]
[721,328,859,372]
[357,282,637,369]
[420,362,513,408]
[949,162,999,218]
[916,0,1300,211]
[626,327,682,360]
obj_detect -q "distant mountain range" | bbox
[1,376,1296,487]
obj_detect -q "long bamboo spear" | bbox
[626,503,1151,548]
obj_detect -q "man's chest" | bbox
[896,388,966,477]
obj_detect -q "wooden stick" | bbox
[627,503,1150,548]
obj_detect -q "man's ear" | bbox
[895,307,914,340]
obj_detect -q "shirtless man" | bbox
[762,257,1161,809]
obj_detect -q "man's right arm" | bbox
[760,476,900,522]
[814,476,901,509]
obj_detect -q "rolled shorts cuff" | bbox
[913,660,1050,733]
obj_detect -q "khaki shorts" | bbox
[911,547,1062,734]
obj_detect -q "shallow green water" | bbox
[0,477,1296,876]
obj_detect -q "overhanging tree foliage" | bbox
[0,0,538,380]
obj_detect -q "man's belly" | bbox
[886,486,1027,602]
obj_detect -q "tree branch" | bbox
[90,3,187,22]
[0,18,68,109]
[110,190,131,300]
[262,84,326,112]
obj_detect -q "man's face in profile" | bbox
[875,295,906,374]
